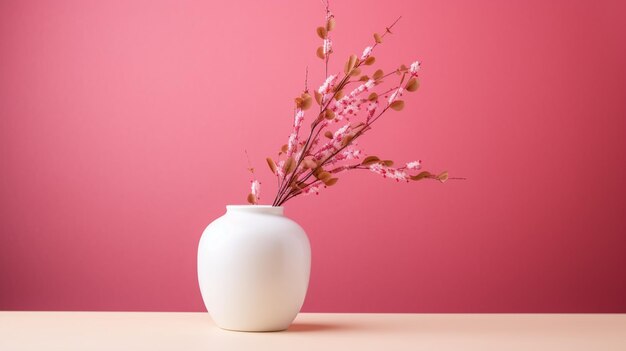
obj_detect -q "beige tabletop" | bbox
[1,312,625,350]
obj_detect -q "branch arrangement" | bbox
[247,3,452,207]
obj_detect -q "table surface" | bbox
[1,312,625,350]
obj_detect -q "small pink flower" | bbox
[392,169,409,182]
[333,124,350,140]
[323,38,333,55]
[286,109,306,157]
[276,160,285,179]
[350,79,375,97]
[369,163,385,175]
[251,180,261,200]
[388,87,404,104]
[369,164,409,182]
[294,109,305,128]
[342,103,358,116]
[287,132,298,155]
[361,46,372,60]
[410,61,421,75]
[366,101,378,121]
[318,75,338,95]
[406,160,421,170]
[331,79,376,121]
[342,148,361,160]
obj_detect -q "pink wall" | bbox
[1,0,625,312]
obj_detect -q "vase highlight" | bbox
[197,205,311,331]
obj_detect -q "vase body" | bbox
[197,205,311,331]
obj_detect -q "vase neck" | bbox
[226,205,284,216]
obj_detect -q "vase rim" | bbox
[226,205,284,215]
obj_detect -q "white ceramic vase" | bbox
[197,205,311,332]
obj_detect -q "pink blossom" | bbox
[341,148,361,160]
[294,109,305,128]
[341,103,358,117]
[369,163,409,182]
[323,11,334,55]
[323,38,333,55]
[327,145,361,165]
[369,163,385,175]
[287,132,297,155]
[313,123,352,161]
[333,124,350,140]
[366,100,378,121]
[406,160,421,170]
[251,180,261,200]
[338,79,375,106]
[410,60,421,75]
[392,169,409,182]
[313,139,334,160]
[276,160,285,179]
[325,148,363,168]
[287,109,305,157]
[361,46,372,60]
[318,75,338,95]
[350,79,375,98]
[388,87,404,104]
[332,79,375,121]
